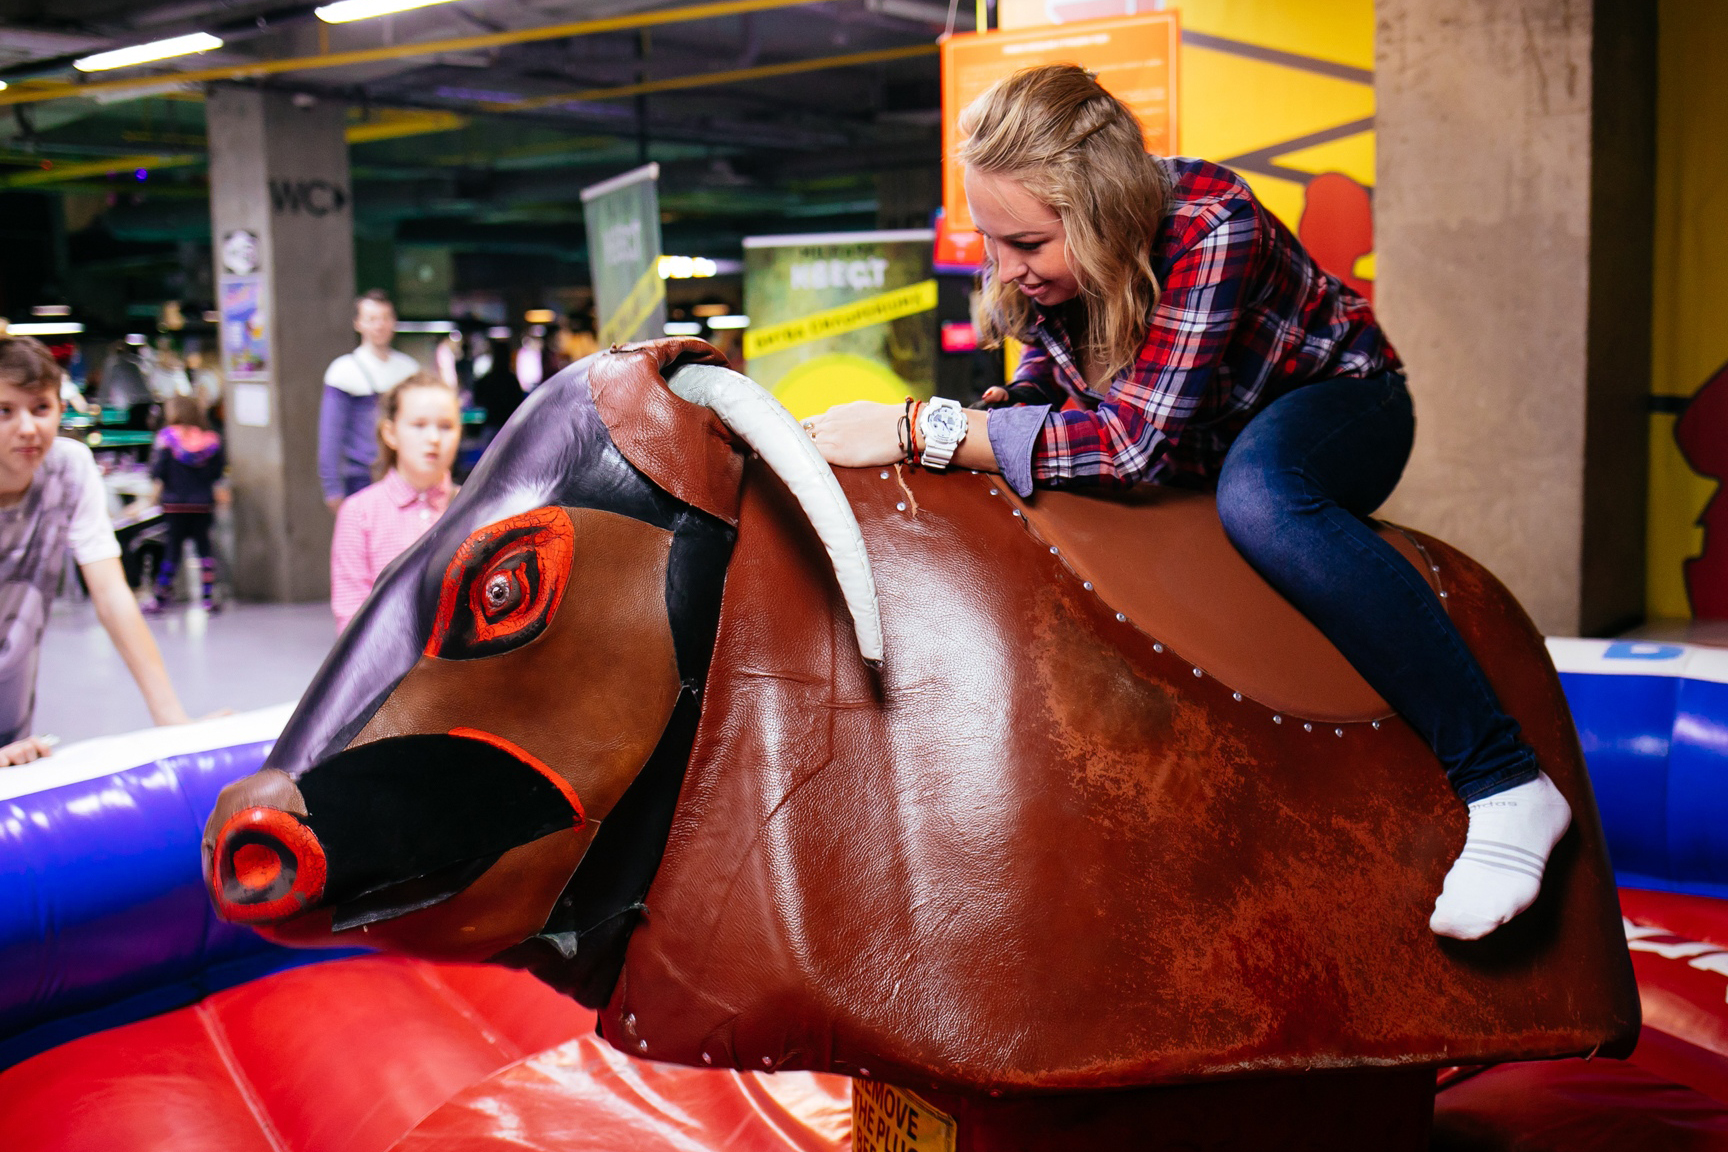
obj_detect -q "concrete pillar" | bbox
[1375,0,1655,636]
[206,87,354,602]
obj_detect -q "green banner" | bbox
[581,163,666,346]
[742,229,937,420]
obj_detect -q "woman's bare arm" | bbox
[805,401,1000,472]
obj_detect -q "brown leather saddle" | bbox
[1007,484,1440,723]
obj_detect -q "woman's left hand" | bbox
[802,401,904,468]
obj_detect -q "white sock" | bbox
[1430,771,1572,940]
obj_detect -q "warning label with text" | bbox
[852,1079,956,1152]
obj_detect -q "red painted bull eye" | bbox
[209,806,328,925]
[427,507,575,660]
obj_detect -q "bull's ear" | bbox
[589,338,744,525]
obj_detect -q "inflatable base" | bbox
[21,637,1728,1148]
[14,888,1728,1152]
[0,952,849,1152]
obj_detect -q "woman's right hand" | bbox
[0,736,55,767]
[803,401,906,468]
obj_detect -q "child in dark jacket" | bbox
[147,395,226,612]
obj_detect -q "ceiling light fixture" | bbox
[663,321,703,336]
[658,255,719,280]
[315,0,461,23]
[6,322,85,336]
[75,33,224,73]
[706,315,749,330]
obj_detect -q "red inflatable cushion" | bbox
[394,1036,849,1151]
[0,951,849,1152]
[1434,1058,1728,1150]
[21,889,1728,1152]
[1426,886,1728,1152]
[1619,888,1728,1101]
[0,955,595,1152]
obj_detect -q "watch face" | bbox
[927,404,967,439]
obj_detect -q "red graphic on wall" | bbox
[1675,361,1728,618]
[1297,172,1374,304]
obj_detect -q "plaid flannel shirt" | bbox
[986,157,1400,496]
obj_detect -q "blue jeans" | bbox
[1215,371,1538,803]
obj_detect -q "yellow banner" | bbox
[852,1080,956,1152]
[598,262,667,347]
[743,279,937,359]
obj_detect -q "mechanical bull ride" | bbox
[203,339,1637,1150]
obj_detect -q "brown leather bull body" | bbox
[603,448,1637,1093]
[204,341,1636,1099]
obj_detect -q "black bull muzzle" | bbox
[204,730,583,929]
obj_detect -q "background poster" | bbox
[580,163,666,347]
[219,276,268,381]
[742,230,937,420]
[941,12,1178,232]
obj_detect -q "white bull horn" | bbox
[665,362,883,667]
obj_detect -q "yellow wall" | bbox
[1647,0,1728,619]
[1170,0,1375,230]
[995,0,1376,233]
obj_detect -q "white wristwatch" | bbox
[917,396,968,471]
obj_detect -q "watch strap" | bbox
[921,436,957,470]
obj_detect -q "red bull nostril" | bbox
[210,806,328,925]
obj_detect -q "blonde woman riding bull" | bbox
[802,63,1567,941]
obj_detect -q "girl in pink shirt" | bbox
[330,373,460,631]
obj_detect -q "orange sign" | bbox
[933,208,986,270]
[940,12,1179,233]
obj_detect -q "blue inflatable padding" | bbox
[1554,639,1728,899]
[1668,677,1728,888]
[1559,671,1677,883]
[0,735,364,1068]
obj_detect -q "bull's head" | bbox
[201,343,880,1001]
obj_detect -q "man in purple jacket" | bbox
[318,289,421,510]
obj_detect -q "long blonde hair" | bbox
[959,64,1171,384]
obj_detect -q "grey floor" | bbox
[36,598,336,743]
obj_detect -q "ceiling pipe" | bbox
[0,4,326,84]
[0,0,822,108]
[492,44,937,113]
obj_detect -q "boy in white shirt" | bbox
[317,289,421,510]
[0,337,190,765]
